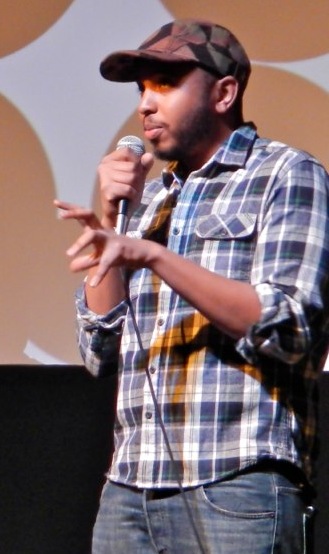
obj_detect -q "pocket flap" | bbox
[196,213,257,239]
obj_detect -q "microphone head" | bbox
[116,135,145,156]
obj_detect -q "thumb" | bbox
[141,152,154,175]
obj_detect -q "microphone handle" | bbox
[116,199,129,235]
[115,135,145,235]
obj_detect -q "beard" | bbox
[152,101,217,169]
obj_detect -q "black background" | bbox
[0,366,328,554]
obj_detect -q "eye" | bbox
[156,75,177,90]
[137,76,177,95]
[153,82,171,92]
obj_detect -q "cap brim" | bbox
[100,50,197,82]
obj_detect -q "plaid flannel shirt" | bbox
[76,125,329,487]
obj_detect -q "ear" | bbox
[213,76,239,114]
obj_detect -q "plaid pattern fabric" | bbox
[76,125,329,487]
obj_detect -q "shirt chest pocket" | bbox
[193,213,258,281]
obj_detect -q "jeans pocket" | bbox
[200,472,276,519]
[195,474,277,553]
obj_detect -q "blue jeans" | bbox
[92,469,314,553]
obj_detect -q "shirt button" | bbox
[149,366,156,374]
[145,411,153,420]
[157,318,164,327]
[219,229,228,237]
[172,227,180,235]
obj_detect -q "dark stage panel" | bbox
[0,365,327,554]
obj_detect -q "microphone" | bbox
[115,135,145,234]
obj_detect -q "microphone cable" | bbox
[116,137,206,551]
[125,291,207,554]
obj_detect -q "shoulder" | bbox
[255,136,326,168]
[250,136,328,184]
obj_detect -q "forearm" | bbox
[83,212,126,314]
[147,241,261,339]
[85,265,126,314]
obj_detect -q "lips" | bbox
[144,127,162,141]
[143,121,163,141]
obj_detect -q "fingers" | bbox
[54,199,77,211]
[69,253,100,274]
[98,149,154,210]
[54,199,101,229]
[87,238,127,287]
[141,152,154,174]
[54,199,88,214]
[66,228,109,258]
[65,222,158,286]
[65,227,120,282]
[55,199,117,282]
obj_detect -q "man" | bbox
[55,19,329,554]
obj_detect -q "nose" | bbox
[138,87,157,116]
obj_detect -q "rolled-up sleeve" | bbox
[237,157,329,366]
[75,285,128,377]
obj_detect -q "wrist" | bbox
[145,241,165,269]
[101,214,117,230]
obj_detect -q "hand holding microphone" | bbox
[55,136,154,287]
[115,135,146,234]
[107,135,154,235]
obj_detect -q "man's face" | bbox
[137,65,219,172]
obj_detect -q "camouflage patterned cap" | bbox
[100,19,251,90]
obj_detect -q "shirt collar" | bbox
[161,123,258,189]
[212,123,258,169]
